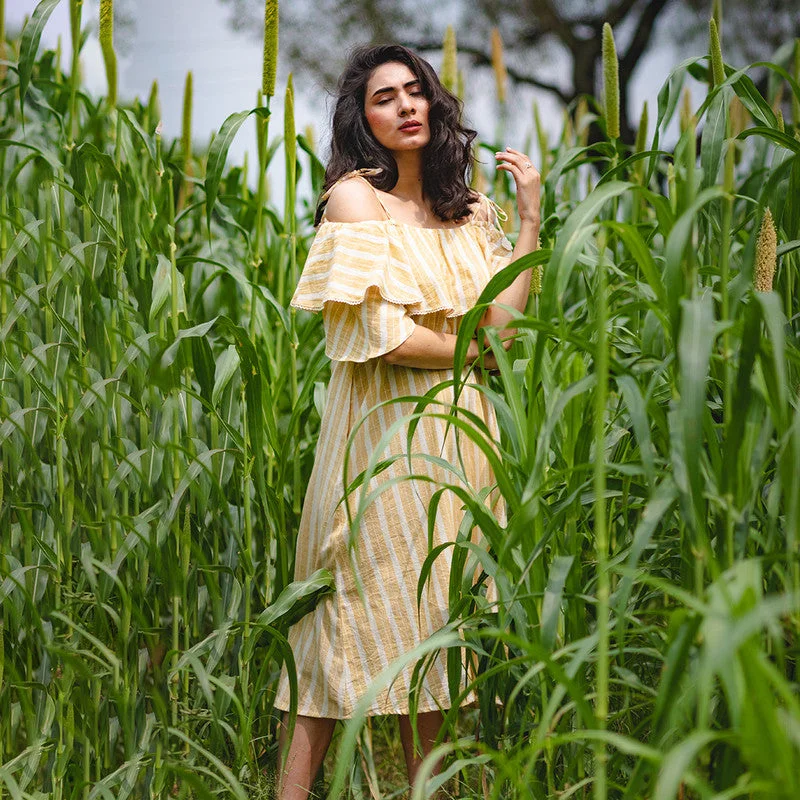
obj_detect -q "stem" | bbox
[68,1,82,147]
[593,232,610,800]
[721,136,735,567]
[251,93,271,342]
[241,383,252,710]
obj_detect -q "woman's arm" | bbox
[382,325,496,370]
[384,149,540,371]
[480,147,541,341]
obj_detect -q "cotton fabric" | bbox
[273,174,513,718]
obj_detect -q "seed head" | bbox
[262,0,279,98]
[730,95,748,138]
[502,198,515,234]
[441,26,457,94]
[285,73,295,149]
[471,166,487,194]
[772,85,784,119]
[181,71,193,160]
[709,18,725,88]
[303,124,315,153]
[534,101,550,172]
[667,162,676,211]
[602,23,620,140]
[635,102,649,183]
[531,264,543,296]
[679,86,693,133]
[491,28,508,105]
[99,0,113,50]
[562,107,574,146]
[147,80,161,127]
[635,101,649,154]
[575,96,589,147]
[99,0,117,107]
[754,208,777,293]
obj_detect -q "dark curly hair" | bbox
[315,44,478,226]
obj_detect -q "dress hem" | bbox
[272,695,477,721]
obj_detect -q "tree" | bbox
[220,0,800,144]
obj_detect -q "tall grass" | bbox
[1,2,800,798]
[1,0,324,795]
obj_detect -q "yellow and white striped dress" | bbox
[273,173,513,718]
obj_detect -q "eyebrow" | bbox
[370,79,421,99]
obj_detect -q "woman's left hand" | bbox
[495,147,541,227]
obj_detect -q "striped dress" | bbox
[273,172,513,718]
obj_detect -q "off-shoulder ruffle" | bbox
[290,222,425,311]
[290,207,513,319]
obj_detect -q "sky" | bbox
[8,0,696,203]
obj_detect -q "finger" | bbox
[496,159,536,182]
[496,150,526,163]
[495,153,527,171]
[495,162,524,178]
[502,147,532,162]
[497,153,537,176]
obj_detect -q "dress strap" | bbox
[483,194,508,227]
[320,168,392,222]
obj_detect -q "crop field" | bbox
[1,0,800,798]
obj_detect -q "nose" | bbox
[398,92,415,115]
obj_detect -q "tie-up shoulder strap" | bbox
[482,193,508,229]
[320,168,392,222]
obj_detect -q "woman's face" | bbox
[363,61,431,153]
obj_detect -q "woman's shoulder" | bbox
[321,172,387,224]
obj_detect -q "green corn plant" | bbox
[491,26,508,149]
[754,208,777,292]
[3,3,800,797]
[710,17,725,87]
[99,0,116,108]
[68,0,82,143]
[602,22,619,140]
[252,0,278,296]
[441,25,457,95]
[533,101,549,180]
[179,70,193,208]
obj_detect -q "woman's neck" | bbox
[390,149,425,204]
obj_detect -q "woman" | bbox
[273,44,540,799]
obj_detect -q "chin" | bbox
[391,135,430,151]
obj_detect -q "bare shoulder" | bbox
[324,177,387,223]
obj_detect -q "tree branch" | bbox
[603,0,644,30]
[404,39,571,103]
[532,0,579,49]
[619,0,672,75]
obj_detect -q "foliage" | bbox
[1,2,800,798]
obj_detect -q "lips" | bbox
[399,121,422,131]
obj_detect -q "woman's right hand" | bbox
[495,146,541,229]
